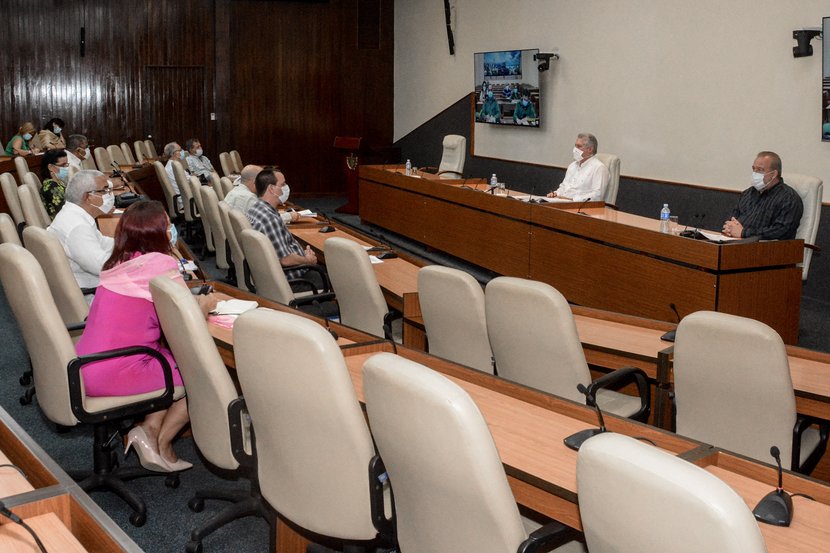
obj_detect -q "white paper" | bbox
[298,209,316,217]
[181,260,199,271]
[512,195,569,203]
[369,255,384,264]
[212,299,259,315]
[698,230,742,242]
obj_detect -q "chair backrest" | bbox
[18,184,47,229]
[324,236,387,337]
[219,152,235,177]
[218,201,247,288]
[0,213,21,246]
[81,152,97,170]
[363,353,527,552]
[577,433,765,553]
[208,171,224,200]
[485,276,590,403]
[200,186,228,269]
[230,150,243,174]
[0,244,77,426]
[144,139,158,158]
[674,310,798,466]
[239,229,294,305]
[22,226,89,325]
[189,176,213,252]
[120,142,136,165]
[417,265,493,373]
[14,156,29,182]
[786,173,823,280]
[173,163,196,222]
[437,135,466,178]
[133,140,146,163]
[107,144,128,167]
[1,172,25,227]
[219,176,234,197]
[21,173,51,227]
[152,161,179,218]
[150,276,240,471]
[595,153,620,205]
[93,146,113,173]
[233,309,378,540]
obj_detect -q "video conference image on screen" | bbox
[474,49,541,128]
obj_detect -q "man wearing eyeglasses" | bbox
[722,151,802,240]
[47,170,115,297]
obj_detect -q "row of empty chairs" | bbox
[218,150,242,177]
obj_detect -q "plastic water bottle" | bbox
[490,173,498,187]
[405,159,412,176]
[659,204,671,233]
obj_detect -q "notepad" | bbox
[212,299,259,316]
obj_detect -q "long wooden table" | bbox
[358,165,804,344]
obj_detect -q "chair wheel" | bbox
[185,540,203,553]
[19,395,31,406]
[129,511,146,527]
[19,375,31,386]
[165,473,180,488]
[188,497,205,512]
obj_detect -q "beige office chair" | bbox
[200,186,229,270]
[208,171,225,200]
[107,144,129,167]
[18,184,47,229]
[189,176,213,254]
[21,174,52,227]
[325,236,395,339]
[218,201,246,289]
[14,156,29,183]
[577,433,765,553]
[437,134,466,178]
[786,173,822,280]
[150,276,269,552]
[93,146,114,173]
[364,353,581,553]
[230,150,243,174]
[227,207,255,291]
[152,160,182,218]
[118,142,135,165]
[674,311,829,474]
[0,243,181,526]
[144,139,158,158]
[81,153,98,170]
[219,152,235,177]
[133,140,147,163]
[485,277,650,421]
[173,163,199,234]
[219,176,234,198]
[594,153,620,207]
[417,265,494,373]
[0,213,21,246]
[1,172,26,233]
[233,309,392,548]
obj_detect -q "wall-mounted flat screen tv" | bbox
[474,49,541,128]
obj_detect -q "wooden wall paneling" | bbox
[141,66,208,151]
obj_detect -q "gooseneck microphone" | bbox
[680,213,707,239]
[661,302,681,342]
[563,383,608,451]
[576,197,591,215]
[753,446,794,527]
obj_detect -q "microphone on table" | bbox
[563,383,609,451]
[317,211,336,233]
[576,197,591,215]
[660,302,681,342]
[753,446,793,527]
[680,213,707,239]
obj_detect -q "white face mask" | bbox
[22,133,32,141]
[751,171,768,191]
[195,148,203,157]
[84,147,92,158]
[279,183,290,205]
[573,147,584,162]
[53,126,62,134]
[98,192,115,214]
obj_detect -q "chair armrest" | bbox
[287,277,320,296]
[288,292,336,309]
[383,310,402,341]
[436,170,462,178]
[282,263,332,293]
[173,194,183,216]
[805,243,821,252]
[67,345,176,424]
[65,321,87,332]
[419,166,439,174]
[243,260,256,294]
[80,286,97,296]
[791,415,830,473]
[368,454,396,542]
[586,367,651,423]
[228,397,256,469]
[516,521,579,553]
[188,197,199,220]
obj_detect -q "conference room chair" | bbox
[120,142,137,165]
[188,175,214,255]
[577,433,765,553]
[363,353,583,553]
[21,175,52,227]
[153,160,183,219]
[240,228,334,308]
[227,207,257,291]
[200,186,230,272]
[0,213,21,246]
[674,311,829,474]
[786,173,823,280]
[81,153,98,170]
[144,139,158,158]
[421,134,466,178]
[18,184,48,229]
[107,144,129,167]
[0,172,26,234]
[0,243,181,527]
[218,201,245,288]
[173,162,200,241]
[208,171,225,201]
[233,309,394,551]
[219,176,234,198]
[133,140,146,163]
[417,265,494,374]
[594,153,620,207]
[219,152,236,178]
[93,146,114,173]
[325,236,398,339]
[485,277,650,422]
[150,276,269,553]
[14,155,29,182]
[230,150,243,174]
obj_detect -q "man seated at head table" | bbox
[547,132,609,202]
[246,168,323,290]
[226,164,300,224]
[47,170,116,297]
[722,150,803,240]
[65,134,92,170]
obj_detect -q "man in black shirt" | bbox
[722,151,802,240]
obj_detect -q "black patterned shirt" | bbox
[731,180,803,240]
[246,199,306,279]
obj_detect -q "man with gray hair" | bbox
[164,142,187,210]
[547,132,609,203]
[65,134,91,170]
[47,170,115,292]
[225,164,300,223]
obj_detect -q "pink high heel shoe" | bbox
[124,426,172,473]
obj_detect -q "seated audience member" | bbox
[478,90,502,123]
[722,151,803,240]
[513,93,537,125]
[40,149,70,218]
[65,134,91,169]
[226,164,299,224]
[547,132,609,202]
[75,200,216,472]
[163,142,187,209]
[5,122,41,156]
[246,168,319,286]
[47,170,115,291]
[33,117,67,150]
[184,138,215,183]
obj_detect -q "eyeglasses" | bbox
[89,187,112,195]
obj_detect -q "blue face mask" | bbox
[168,224,178,247]
[179,151,186,160]
[522,99,529,106]
[56,166,69,181]
[22,133,32,141]
[53,126,62,134]
[487,92,494,99]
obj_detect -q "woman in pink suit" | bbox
[76,200,216,472]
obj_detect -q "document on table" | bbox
[512,195,571,203]
[697,229,742,242]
